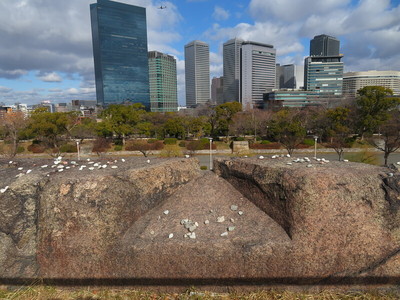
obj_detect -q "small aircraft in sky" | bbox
[158,5,167,9]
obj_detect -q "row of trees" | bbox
[0,86,399,165]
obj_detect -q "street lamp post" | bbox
[209,138,213,170]
[76,140,80,161]
[313,136,318,159]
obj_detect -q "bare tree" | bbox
[0,111,28,157]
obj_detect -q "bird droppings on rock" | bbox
[217,216,225,223]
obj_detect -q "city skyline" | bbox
[0,0,400,106]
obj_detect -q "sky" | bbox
[0,0,400,106]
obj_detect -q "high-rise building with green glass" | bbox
[148,51,178,112]
[90,0,150,108]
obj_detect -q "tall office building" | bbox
[304,34,343,96]
[241,41,276,109]
[90,0,150,108]
[276,64,304,89]
[184,40,210,107]
[310,34,340,57]
[148,51,178,112]
[223,38,243,102]
[211,76,224,105]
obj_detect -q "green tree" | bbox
[356,86,400,138]
[215,102,242,137]
[99,103,146,144]
[271,109,306,155]
[0,111,29,157]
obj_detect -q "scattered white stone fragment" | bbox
[168,233,174,239]
[146,159,151,163]
[220,231,228,237]
[70,161,77,165]
[204,220,209,225]
[57,156,62,160]
[93,163,99,167]
[259,156,264,159]
[51,165,56,168]
[317,158,321,161]
[163,210,169,215]
[343,159,349,162]
[244,155,248,158]
[18,167,23,170]
[287,162,292,165]
[230,205,238,211]
[66,166,70,169]
[150,230,154,235]
[188,225,197,232]
[307,164,313,168]
[87,158,91,161]
[228,226,235,232]
[0,186,9,193]
[111,166,118,169]
[121,158,126,162]
[188,232,196,239]
[397,162,400,165]
[88,161,94,164]
[286,154,291,158]
[58,169,64,172]
[9,161,13,164]
[102,165,107,169]
[89,167,95,170]
[57,165,64,169]
[185,155,190,158]
[230,218,235,223]
[217,216,225,223]
[15,173,24,178]
[238,211,244,216]
[271,155,277,159]
[388,173,394,177]
[195,222,199,226]
[180,219,189,225]
[41,165,48,168]
[26,169,32,174]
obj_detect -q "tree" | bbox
[368,111,400,166]
[355,86,400,138]
[70,117,97,142]
[324,107,354,161]
[0,111,28,157]
[125,140,164,157]
[215,102,242,137]
[99,103,146,144]
[270,109,306,155]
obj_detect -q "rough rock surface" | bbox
[213,157,400,281]
[0,155,399,287]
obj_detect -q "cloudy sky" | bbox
[0,0,399,106]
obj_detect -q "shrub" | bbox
[235,137,245,141]
[27,143,46,153]
[178,141,186,147]
[249,142,281,149]
[186,139,216,151]
[92,137,111,154]
[164,138,178,145]
[114,139,124,146]
[260,140,271,145]
[126,140,164,156]
[147,139,158,144]
[200,165,208,170]
[16,146,25,154]
[59,143,77,153]
[303,138,315,146]
[114,145,123,151]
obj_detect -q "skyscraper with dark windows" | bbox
[305,34,343,96]
[310,34,340,57]
[90,0,150,108]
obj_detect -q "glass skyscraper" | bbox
[148,51,178,112]
[90,0,150,108]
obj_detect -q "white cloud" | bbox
[212,6,229,21]
[38,72,63,83]
[0,86,12,93]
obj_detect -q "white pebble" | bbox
[150,230,154,235]
[396,162,400,165]
[230,218,235,223]
[307,164,313,168]
[102,165,107,168]
[0,186,9,193]
[58,169,64,172]
[287,162,292,165]
[66,166,70,169]
[228,226,235,232]
[204,220,209,225]
[26,169,32,174]
[57,165,64,169]
[146,159,151,163]
[220,232,228,237]
[9,161,13,164]
[121,158,126,162]
[89,167,95,170]
[185,155,190,158]
[41,165,48,168]
[238,211,244,216]
[343,159,349,162]
[111,166,118,169]
[87,158,91,161]
[163,210,169,215]
[189,232,196,239]
[230,205,238,211]
[271,155,276,159]
[217,216,225,223]
[93,163,99,167]
[259,156,264,159]
[286,154,291,158]
[18,167,23,170]
[168,233,174,239]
